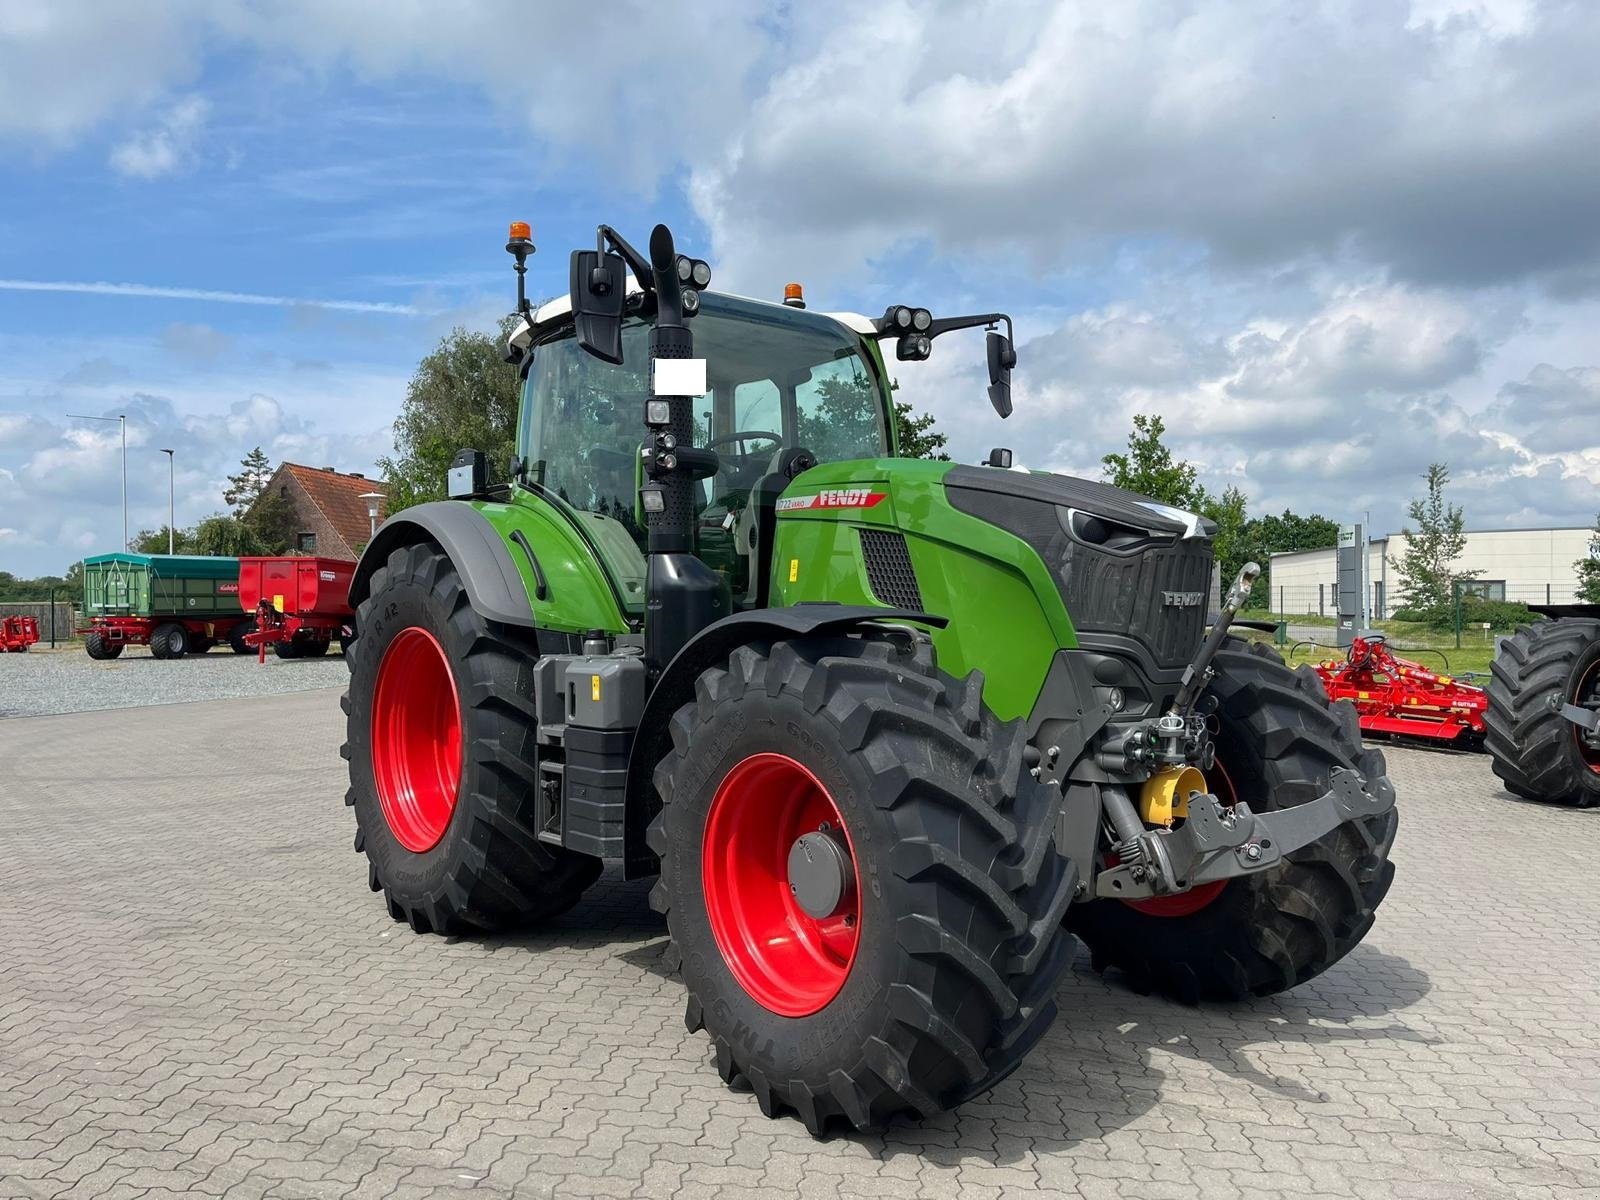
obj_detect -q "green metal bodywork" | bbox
[470,495,637,635]
[766,459,1076,720]
[82,552,243,619]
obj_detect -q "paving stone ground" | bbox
[2,687,1598,1200]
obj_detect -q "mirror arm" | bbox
[596,224,655,302]
[869,311,1014,343]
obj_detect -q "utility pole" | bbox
[67,413,128,550]
[159,449,175,553]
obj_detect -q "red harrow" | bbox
[1,615,40,652]
[1313,634,1486,746]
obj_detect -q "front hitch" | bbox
[1094,767,1396,899]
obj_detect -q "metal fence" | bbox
[0,601,78,644]
[1265,581,1578,619]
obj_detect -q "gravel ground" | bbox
[0,644,350,718]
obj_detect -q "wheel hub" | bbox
[787,830,854,919]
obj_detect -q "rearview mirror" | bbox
[986,329,1016,419]
[569,249,627,364]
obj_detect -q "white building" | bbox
[1267,526,1593,616]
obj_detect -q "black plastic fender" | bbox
[349,502,536,629]
[621,604,947,877]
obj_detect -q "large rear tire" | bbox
[342,543,601,934]
[650,635,1077,1134]
[229,620,255,655]
[85,631,123,660]
[1069,638,1398,1003]
[1484,619,1600,807]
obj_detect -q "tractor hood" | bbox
[943,465,1216,683]
[943,467,1214,541]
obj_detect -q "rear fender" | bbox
[620,604,946,877]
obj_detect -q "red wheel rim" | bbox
[371,627,463,853]
[1574,660,1600,775]
[702,753,861,1017]
[1122,759,1238,918]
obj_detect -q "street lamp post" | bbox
[67,412,128,550]
[359,492,384,541]
[159,449,175,553]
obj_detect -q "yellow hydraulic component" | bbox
[1139,765,1207,828]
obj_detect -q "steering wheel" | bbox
[705,431,782,472]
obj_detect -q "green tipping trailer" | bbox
[80,553,255,660]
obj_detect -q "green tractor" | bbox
[341,220,1398,1133]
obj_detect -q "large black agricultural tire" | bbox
[1069,638,1398,1004]
[273,639,301,660]
[649,635,1078,1134]
[298,638,331,658]
[342,543,601,934]
[149,623,188,660]
[85,632,123,660]
[1484,619,1600,807]
[189,638,213,654]
[229,620,255,655]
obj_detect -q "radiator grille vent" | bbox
[859,528,923,610]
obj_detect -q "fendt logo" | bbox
[775,489,888,512]
[1162,590,1204,608]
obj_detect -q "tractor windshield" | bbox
[521,292,890,547]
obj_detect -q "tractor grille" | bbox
[859,528,923,610]
[946,481,1213,677]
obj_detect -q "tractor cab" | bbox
[514,290,893,611]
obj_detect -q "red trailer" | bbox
[1314,634,1488,746]
[1,615,40,652]
[238,556,357,661]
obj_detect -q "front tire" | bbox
[1069,638,1398,1003]
[229,620,255,654]
[1485,619,1600,807]
[650,635,1077,1134]
[342,543,601,934]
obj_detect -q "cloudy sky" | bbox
[2,0,1598,577]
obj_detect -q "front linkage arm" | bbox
[1095,767,1396,899]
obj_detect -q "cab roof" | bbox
[506,281,876,355]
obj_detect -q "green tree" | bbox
[1101,414,1205,509]
[132,525,199,555]
[245,488,298,555]
[1576,513,1600,605]
[193,514,265,557]
[225,447,274,516]
[893,398,949,460]
[381,320,521,511]
[1206,485,1250,598]
[1391,463,1479,627]
[1236,509,1341,609]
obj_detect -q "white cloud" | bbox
[109,94,210,179]
[690,1,1600,297]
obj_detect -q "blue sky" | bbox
[4,1,1600,577]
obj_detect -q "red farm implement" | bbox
[1314,634,1487,746]
[1,615,40,652]
[238,556,357,661]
